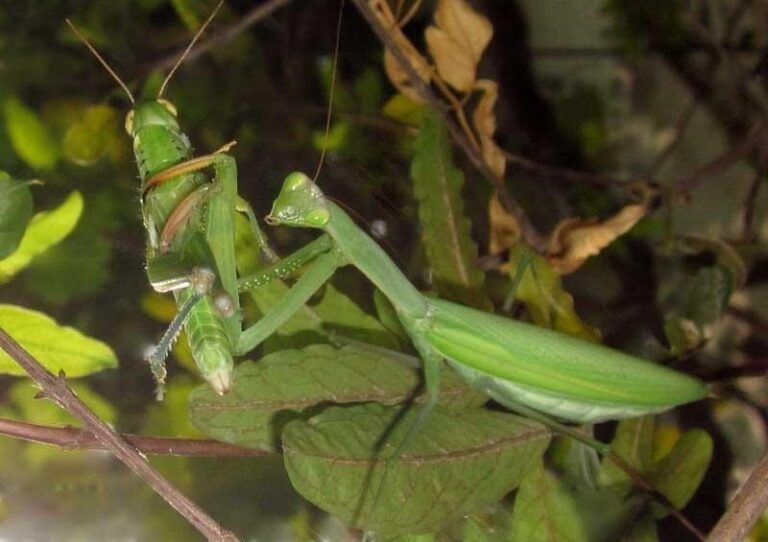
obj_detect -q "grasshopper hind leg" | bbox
[145,267,215,400]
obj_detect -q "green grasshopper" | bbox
[67,4,278,399]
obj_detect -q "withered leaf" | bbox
[425,0,493,93]
[547,196,650,274]
[488,193,520,255]
[473,79,506,178]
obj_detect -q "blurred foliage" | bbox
[0,0,766,540]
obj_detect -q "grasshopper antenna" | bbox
[158,0,224,99]
[66,19,135,104]
[311,0,346,184]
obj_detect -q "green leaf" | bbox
[599,416,656,494]
[3,96,58,170]
[649,430,712,516]
[383,93,424,127]
[0,304,117,376]
[21,191,115,304]
[622,511,659,542]
[188,344,480,452]
[283,403,550,536]
[0,191,83,283]
[411,110,489,309]
[0,172,34,258]
[63,104,123,166]
[509,244,600,341]
[509,459,590,542]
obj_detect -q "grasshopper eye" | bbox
[157,98,178,116]
[124,110,134,135]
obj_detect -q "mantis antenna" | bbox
[65,19,135,104]
[157,0,225,99]
[311,0,346,183]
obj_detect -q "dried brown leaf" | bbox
[488,193,520,254]
[473,79,506,178]
[547,195,650,274]
[425,0,493,93]
[371,0,431,102]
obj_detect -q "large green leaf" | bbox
[188,344,481,452]
[0,305,117,376]
[411,110,489,309]
[0,172,34,258]
[283,403,550,536]
[3,96,58,170]
[0,191,83,284]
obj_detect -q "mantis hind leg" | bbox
[358,340,443,539]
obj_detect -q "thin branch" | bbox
[741,172,763,242]
[501,148,628,188]
[646,98,699,179]
[0,417,271,457]
[674,122,767,197]
[706,450,768,542]
[149,0,294,74]
[0,328,238,542]
[349,0,547,251]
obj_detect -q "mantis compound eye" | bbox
[124,110,134,135]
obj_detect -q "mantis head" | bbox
[266,172,330,229]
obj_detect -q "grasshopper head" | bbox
[127,99,192,179]
[266,172,330,228]
[124,99,180,137]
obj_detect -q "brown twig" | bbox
[0,417,272,457]
[149,0,294,74]
[674,122,767,198]
[349,0,547,251]
[501,148,627,188]
[0,328,239,542]
[706,450,768,542]
[646,98,699,179]
[741,172,762,242]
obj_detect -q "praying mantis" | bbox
[206,170,709,536]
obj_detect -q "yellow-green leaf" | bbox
[0,191,83,283]
[63,104,124,166]
[3,97,59,170]
[0,305,117,377]
[0,173,34,259]
[507,244,600,341]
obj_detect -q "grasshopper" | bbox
[67,3,277,399]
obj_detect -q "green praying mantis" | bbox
[69,3,709,535]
